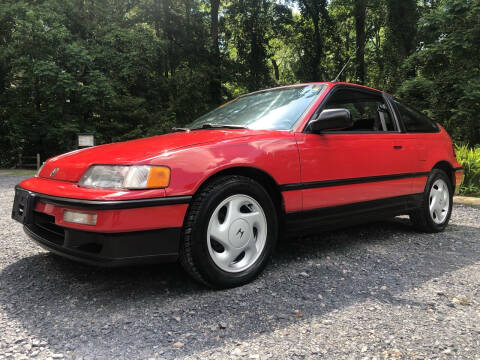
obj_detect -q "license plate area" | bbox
[12,188,36,224]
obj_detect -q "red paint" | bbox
[18,82,462,234]
[294,132,422,209]
[35,201,187,233]
[20,177,167,201]
[455,171,464,188]
[282,190,303,213]
[411,176,429,194]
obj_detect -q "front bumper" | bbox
[24,223,180,267]
[13,186,190,266]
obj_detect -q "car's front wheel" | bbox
[410,169,453,233]
[180,175,278,288]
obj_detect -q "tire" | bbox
[179,175,278,288]
[410,169,453,233]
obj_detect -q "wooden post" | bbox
[18,153,22,169]
[36,153,41,170]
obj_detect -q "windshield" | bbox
[186,84,325,131]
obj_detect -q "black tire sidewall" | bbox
[421,169,453,232]
[189,177,278,287]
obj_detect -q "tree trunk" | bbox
[209,0,221,105]
[386,0,418,84]
[152,0,167,79]
[271,59,280,81]
[0,62,5,96]
[343,29,350,82]
[312,13,321,81]
[300,0,328,81]
[162,0,174,77]
[354,0,367,84]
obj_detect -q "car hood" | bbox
[39,129,265,182]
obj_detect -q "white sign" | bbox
[78,134,95,147]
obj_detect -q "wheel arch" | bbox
[192,166,285,218]
[431,161,455,189]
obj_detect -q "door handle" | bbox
[393,145,403,150]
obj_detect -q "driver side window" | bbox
[323,88,397,132]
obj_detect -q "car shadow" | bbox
[0,217,479,358]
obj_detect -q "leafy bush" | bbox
[455,145,480,196]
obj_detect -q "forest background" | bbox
[0,0,479,168]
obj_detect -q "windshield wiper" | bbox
[171,123,247,132]
[191,123,247,130]
[171,127,189,132]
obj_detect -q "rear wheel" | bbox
[410,169,453,233]
[180,176,278,288]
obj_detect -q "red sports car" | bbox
[12,82,463,288]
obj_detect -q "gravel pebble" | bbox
[0,175,479,359]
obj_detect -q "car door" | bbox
[294,85,419,212]
[390,97,443,195]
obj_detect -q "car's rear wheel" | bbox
[180,175,278,288]
[410,169,453,233]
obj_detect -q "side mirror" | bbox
[309,109,353,132]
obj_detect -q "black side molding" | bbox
[15,186,192,210]
[284,193,423,235]
[279,172,430,192]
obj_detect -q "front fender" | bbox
[151,132,301,198]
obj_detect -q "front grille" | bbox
[31,212,65,245]
[29,212,103,254]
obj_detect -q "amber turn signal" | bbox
[147,166,170,188]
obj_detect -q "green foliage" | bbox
[224,0,293,91]
[398,0,480,145]
[382,0,418,91]
[0,0,479,167]
[455,145,480,196]
[0,0,216,167]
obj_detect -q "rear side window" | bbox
[393,99,439,133]
[323,88,397,132]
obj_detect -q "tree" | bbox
[296,0,330,81]
[1,0,479,167]
[209,0,222,105]
[225,0,279,91]
[398,0,480,145]
[384,0,418,90]
[353,0,367,83]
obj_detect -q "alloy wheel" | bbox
[429,179,450,224]
[206,194,267,273]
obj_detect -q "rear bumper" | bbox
[455,167,464,192]
[24,224,180,267]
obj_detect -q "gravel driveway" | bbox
[1,175,479,360]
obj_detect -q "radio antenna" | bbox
[332,46,359,83]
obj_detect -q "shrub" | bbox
[455,144,480,196]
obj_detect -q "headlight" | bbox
[79,165,170,189]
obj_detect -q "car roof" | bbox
[241,82,386,97]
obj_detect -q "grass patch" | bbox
[0,169,37,176]
[455,145,480,197]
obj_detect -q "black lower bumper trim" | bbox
[25,225,181,267]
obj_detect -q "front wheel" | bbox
[180,176,278,288]
[410,169,453,233]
